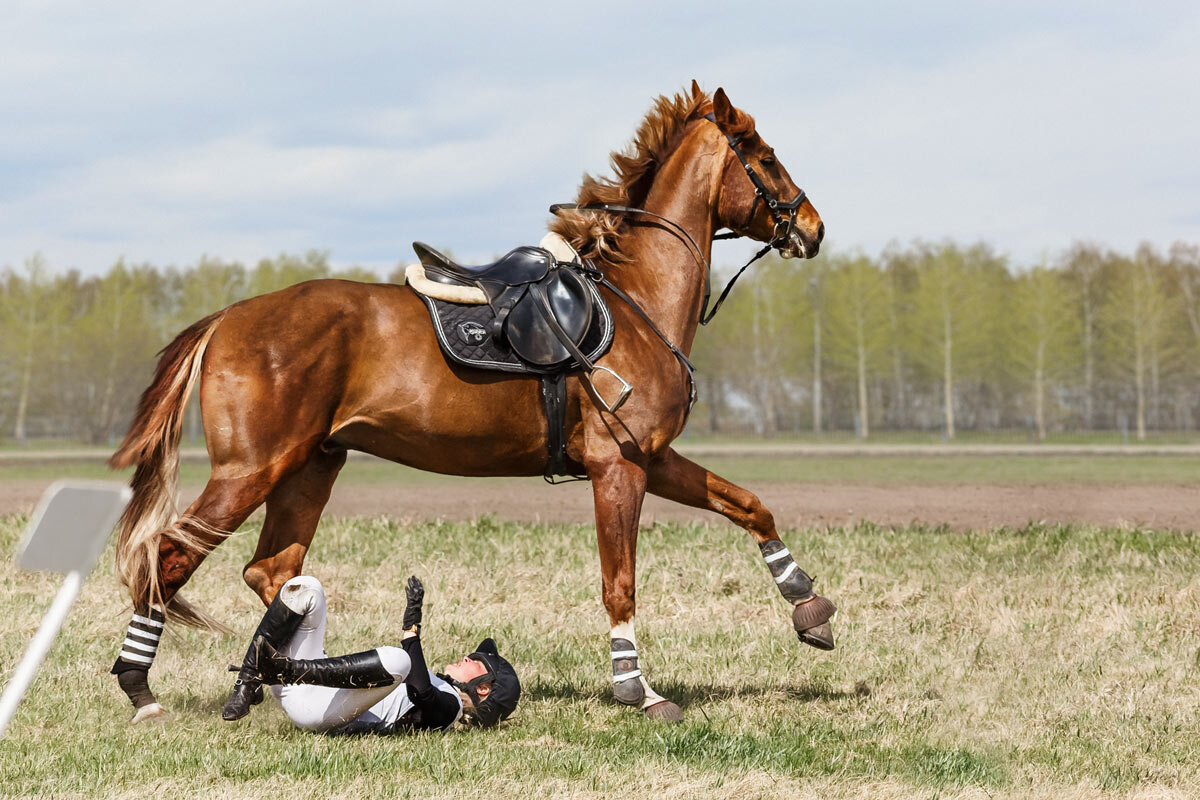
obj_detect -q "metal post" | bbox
[0,570,83,738]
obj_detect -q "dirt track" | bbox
[1,478,1195,530]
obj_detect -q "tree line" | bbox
[691,240,1200,439]
[1,242,1197,444]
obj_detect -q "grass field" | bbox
[3,453,1200,487]
[1,513,1198,799]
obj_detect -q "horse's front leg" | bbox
[587,454,684,722]
[647,447,837,650]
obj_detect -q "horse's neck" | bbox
[610,151,718,355]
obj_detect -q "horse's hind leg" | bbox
[113,475,273,723]
[646,447,837,650]
[242,447,347,605]
[217,448,346,721]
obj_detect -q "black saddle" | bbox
[415,242,552,292]
[413,242,610,371]
[411,240,639,481]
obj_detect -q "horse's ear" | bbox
[690,79,703,99]
[712,87,735,127]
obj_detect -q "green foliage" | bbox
[5,239,1200,444]
[691,239,1200,437]
[0,252,379,443]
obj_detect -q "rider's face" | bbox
[444,655,489,684]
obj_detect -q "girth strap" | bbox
[541,373,583,482]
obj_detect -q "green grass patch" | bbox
[1,517,1198,798]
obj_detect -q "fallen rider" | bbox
[221,575,520,732]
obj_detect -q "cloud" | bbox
[1,2,1198,274]
[760,11,1200,261]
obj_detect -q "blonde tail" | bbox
[110,311,231,631]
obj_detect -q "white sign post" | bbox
[0,480,131,738]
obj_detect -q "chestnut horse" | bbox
[109,83,834,723]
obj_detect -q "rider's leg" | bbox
[273,646,411,732]
[261,577,412,731]
[222,578,311,720]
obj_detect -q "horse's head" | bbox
[707,87,824,259]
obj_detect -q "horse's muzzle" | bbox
[779,228,819,259]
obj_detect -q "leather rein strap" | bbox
[699,111,805,324]
[550,114,806,326]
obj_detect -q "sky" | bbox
[2,1,1198,277]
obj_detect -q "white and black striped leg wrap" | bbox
[111,606,165,708]
[759,540,814,605]
[610,638,645,706]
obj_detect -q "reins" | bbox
[550,113,807,327]
[698,110,806,324]
[548,201,777,327]
[545,110,809,421]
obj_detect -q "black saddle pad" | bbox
[418,277,613,375]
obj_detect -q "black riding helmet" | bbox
[448,638,520,727]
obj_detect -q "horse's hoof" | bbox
[130,703,168,724]
[797,620,836,651]
[792,594,836,632]
[644,700,683,723]
[793,594,837,651]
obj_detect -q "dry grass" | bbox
[1,513,1199,799]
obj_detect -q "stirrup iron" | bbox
[585,365,633,413]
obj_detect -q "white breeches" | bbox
[269,576,411,732]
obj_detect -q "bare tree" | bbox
[1014,266,1079,439]
[825,255,890,438]
[2,255,51,444]
[1064,245,1103,429]
[809,272,823,434]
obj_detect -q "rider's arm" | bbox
[401,635,461,728]
[397,575,459,728]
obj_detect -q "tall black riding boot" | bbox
[221,594,304,721]
[256,637,395,689]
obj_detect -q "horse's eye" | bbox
[761,155,776,167]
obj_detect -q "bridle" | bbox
[550,112,810,325]
[544,110,812,420]
[702,111,807,259]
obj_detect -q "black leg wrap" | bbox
[610,638,644,706]
[111,656,146,675]
[759,540,814,604]
[116,668,157,709]
[113,606,165,709]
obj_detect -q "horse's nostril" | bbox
[816,222,825,243]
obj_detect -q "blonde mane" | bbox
[548,84,753,264]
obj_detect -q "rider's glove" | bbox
[402,575,424,634]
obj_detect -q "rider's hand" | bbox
[403,575,424,633]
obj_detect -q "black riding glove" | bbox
[402,575,424,633]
